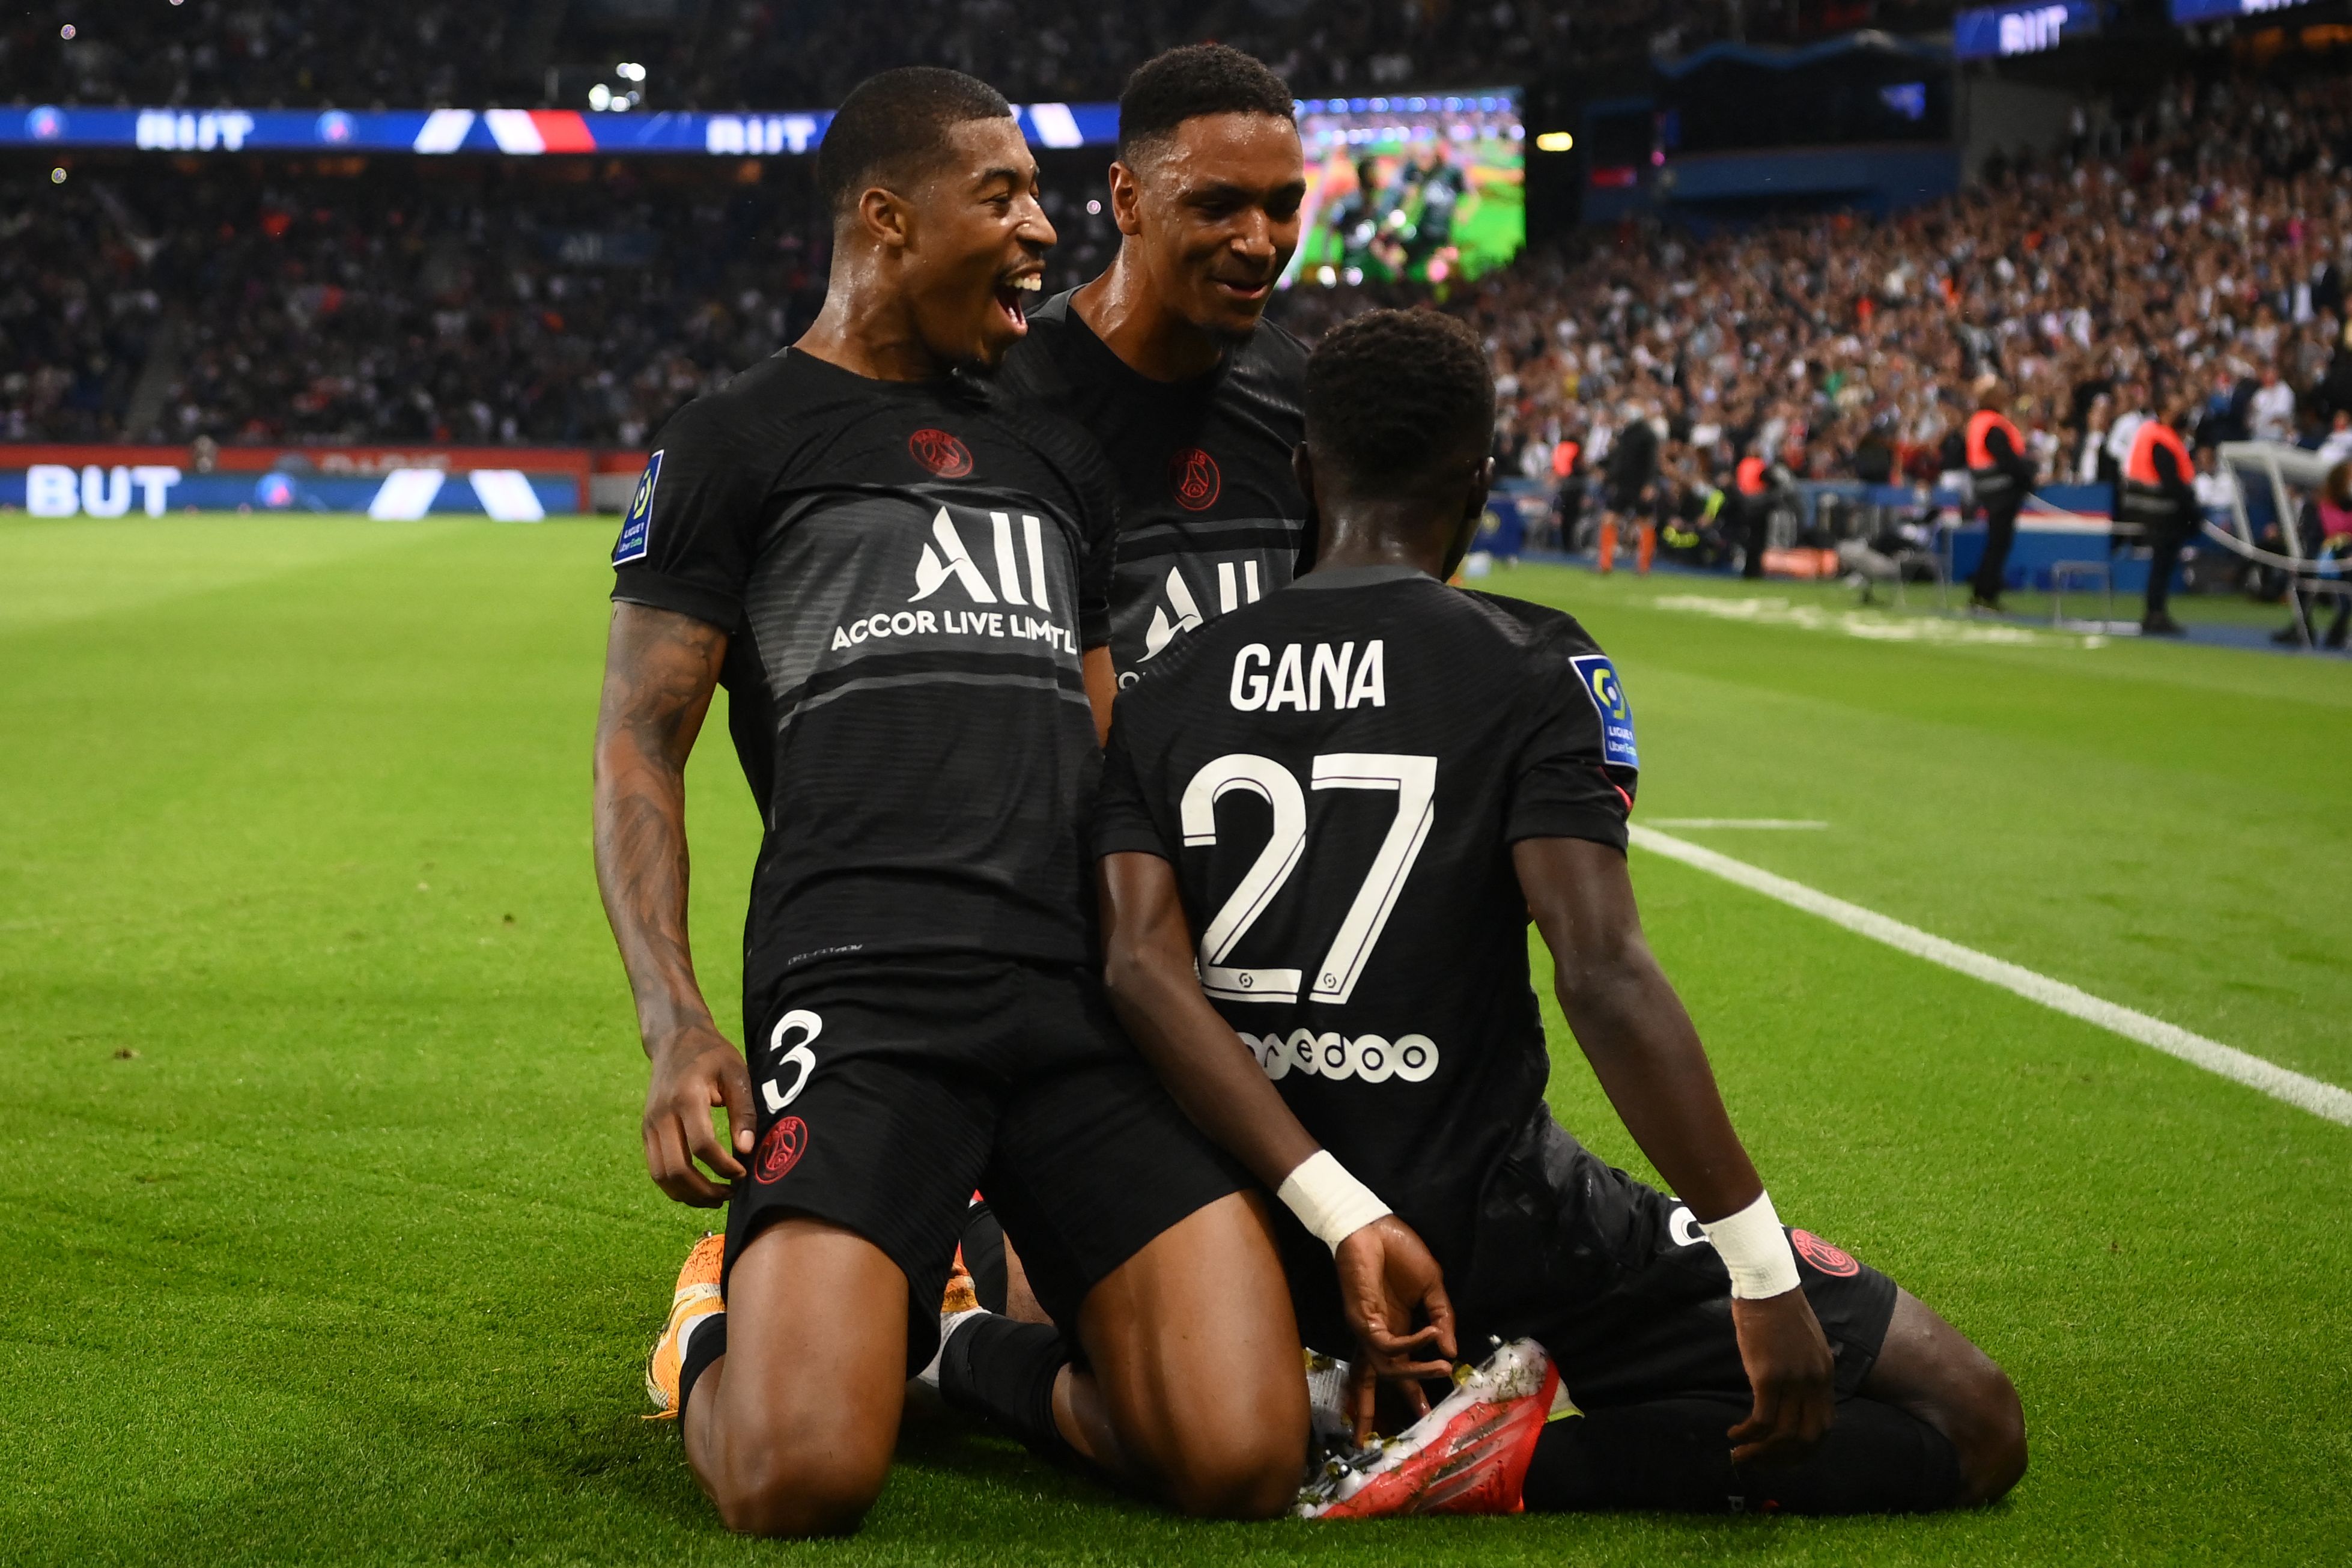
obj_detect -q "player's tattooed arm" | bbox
[592,601,750,1207]
[1517,835,1836,1465]
[1100,850,1456,1431]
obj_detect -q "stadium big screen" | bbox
[1284,91,1526,290]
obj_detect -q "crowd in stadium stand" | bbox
[8,2,518,113]
[0,156,1135,446]
[666,0,1960,111]
[0,169,169,442]
[4,163,815,446]
[7,0,1957,110]
[7,68,2350,499]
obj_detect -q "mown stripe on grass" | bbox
[1630,824,2352,1128]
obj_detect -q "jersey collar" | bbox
[1287,564,1432,591]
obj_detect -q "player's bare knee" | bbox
[1900,1343,2026,1507]
[1952,1359,2028,1506]
[708,1438,887,1537]
[1156,1432,1302,1521]
[1868,1290,2028,1506]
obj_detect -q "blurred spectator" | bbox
[2250,362,2297,443]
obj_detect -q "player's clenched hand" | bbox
[642,1023,755,1206]
[1726,1287,1836,1467]
[1334,1215,1458,1446]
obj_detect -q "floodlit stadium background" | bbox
[6,1,2351,1563]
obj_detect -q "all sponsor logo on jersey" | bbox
[1241,1029,1438,1084]
[1569,652,1639,769]
[908,428,974,478]
[1169,446,1221,511]
[611,449,663,565]
[753,1116,808,1182]
[1138,558,1266,667]
[825,506,1075,654]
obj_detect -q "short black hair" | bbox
[815,67,1013,217]
[1117,44,1295,163]
[1305,309,1495,491]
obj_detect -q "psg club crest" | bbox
[908,428,973,478]
[1791,1230,1861,1278]
[1169,447,1221,511]
[754,1116,807,1184]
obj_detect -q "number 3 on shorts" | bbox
[761,1009,821,1113]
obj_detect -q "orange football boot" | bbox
[643,1232,726,1418]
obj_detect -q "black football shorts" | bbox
[1281,1103,1898,1407]
[719,957,1247,1373]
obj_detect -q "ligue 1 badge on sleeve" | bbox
[1569,652,1638,770]
[612,449,662,565]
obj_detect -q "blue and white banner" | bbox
[5,102,1120,156]
[1952,2,2104,59]
[2169,0,2310,21]
[1,464,572,520]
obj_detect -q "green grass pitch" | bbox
[5,514,2348,1566]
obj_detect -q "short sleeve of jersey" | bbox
[1092,708,1173,860]
[1505,625,1638,852]
[609,400,773,633]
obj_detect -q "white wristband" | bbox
[1697,1191,1802,1300]
[1276,1150,1392,1255]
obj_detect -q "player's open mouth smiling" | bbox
[1212,272,1274,303]
[996,270,1042,331]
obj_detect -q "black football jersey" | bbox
[1094,564,1639,1281]
[611,348,1114,1016]
[995,290,1310,686]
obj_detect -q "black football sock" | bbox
[1522,1394,1963,1515]
[675,1312,727,1423]
[960,1202,1009,1316]
[936,1313,1077,1464]
[1522,1396,1746,1513]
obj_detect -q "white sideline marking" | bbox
[1629,825,2352,1128]
[1650,594,2109,650]
[1647,818,1829,830]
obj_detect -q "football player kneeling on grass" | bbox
[598,68,1316,1537]
[986,308,2029,1518]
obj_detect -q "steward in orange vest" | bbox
[1965,407,2031,507]
[2117,406,2201,636]
[1963,375,2035,610]
[2117,418,2195,531]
